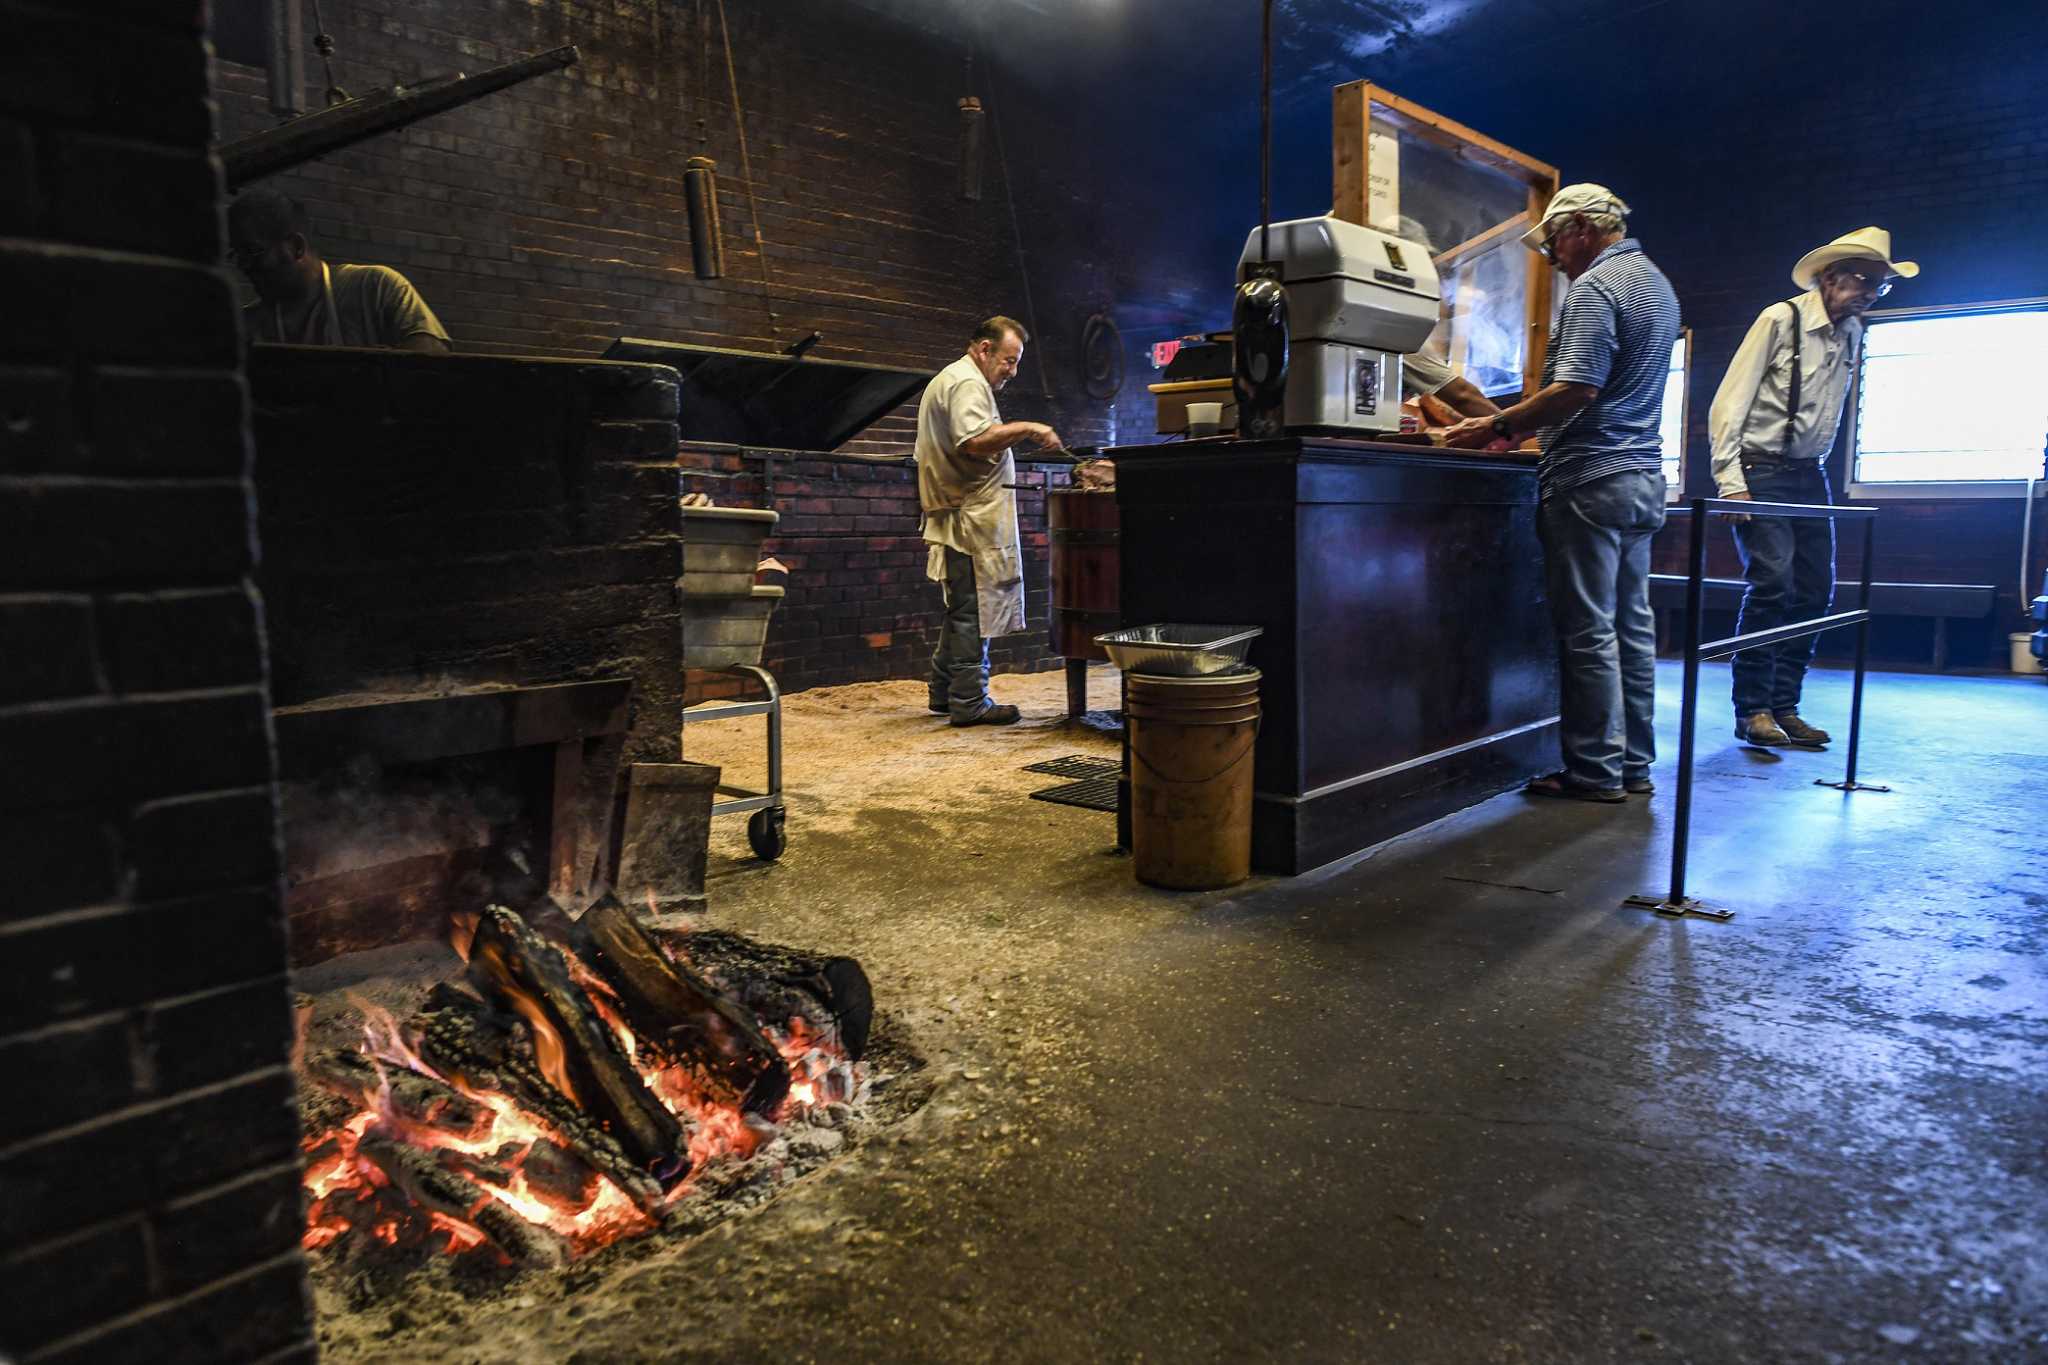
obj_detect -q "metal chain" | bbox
[695,0,710,150]
[712,0,776,323]
[983,60,1048,397]
[306,0,349,105]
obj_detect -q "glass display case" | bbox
[1333,82,1560,399]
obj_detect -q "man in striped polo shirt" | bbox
[1445,184,1680,801]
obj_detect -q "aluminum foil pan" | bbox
[1093,624,1263,676]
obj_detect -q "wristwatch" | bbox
[1490,413,1513,441]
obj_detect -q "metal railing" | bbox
[1625,496,1885,922]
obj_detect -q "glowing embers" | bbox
[298,901,869,1267]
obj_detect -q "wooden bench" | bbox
[1648,576,1998,670]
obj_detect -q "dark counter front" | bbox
[1110,437,1558,874]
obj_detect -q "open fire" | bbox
[298,896,869,1267]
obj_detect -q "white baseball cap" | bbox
[1521,183,1632,252]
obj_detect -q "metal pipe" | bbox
[1671,496,1708,904]
[957,96,984,202]
[1670,497,1877,520]
[221,45,580,188]
[1844,514,1877,787]
[1258,0,1272,263]
[683,156,725,279]
[1698,609,1870,661]
[266,0,306,117]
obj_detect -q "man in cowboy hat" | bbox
[1707,228,1918,748]
[1442,183,1680,801]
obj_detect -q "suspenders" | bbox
[1779,298,1802,461]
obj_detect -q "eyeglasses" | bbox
[1829,264,1893,297]
[227,242,272,269]
[1535,200,1625,262]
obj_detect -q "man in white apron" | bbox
[228,190,451,352]
[916,316,1062,725]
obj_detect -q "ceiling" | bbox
[835,0,1890,221]
[835,0,2011,327]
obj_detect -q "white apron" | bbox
[916,354,1028,638]
[922,457,1026,639]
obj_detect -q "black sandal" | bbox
[1524,771,1625,803]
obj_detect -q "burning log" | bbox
[413,984,666,1215]
[660,928,874,1062]
[520,1140,601,1211]
[465,906,689,1181]
[356,1130,568,1266]
[303,1049,493,1143]
[581,897,790,1116]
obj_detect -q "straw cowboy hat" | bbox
[1792,227,1920,290]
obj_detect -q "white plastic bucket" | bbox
[2010,632,2043,675]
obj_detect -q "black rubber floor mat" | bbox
[1022,754,1120,779]
[1028,776,1119,812]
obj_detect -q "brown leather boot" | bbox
[1736,711,1790,746]
[1776,712,1831,746]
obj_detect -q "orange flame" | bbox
[502,987,578,1105]
[448,910,480,962]
[301,926,863,1262]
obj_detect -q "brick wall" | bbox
[248,344,685,873]
[1625,10,2048,665]
[0,1,314,1361]
[679,450,1066,702]
[213,0,1129,689]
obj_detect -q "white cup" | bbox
[1186,401,1223,438]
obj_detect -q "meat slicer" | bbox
[1234,215,1443,436]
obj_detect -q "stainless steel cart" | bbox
[680,662,786,860]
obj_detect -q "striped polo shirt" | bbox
[1535,238,1681,498]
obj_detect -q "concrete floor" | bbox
[361,662,2048,1364]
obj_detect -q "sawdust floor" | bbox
[315,663,1265,1361]
[317,663,2048,1364]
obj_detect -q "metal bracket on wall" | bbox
[1622,893,1735,922]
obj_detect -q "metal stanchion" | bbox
[1817,513,1891,793]
[1626,497,1882,922]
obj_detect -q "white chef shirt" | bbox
[1706,288,1862,496]
[915,354,1025,637]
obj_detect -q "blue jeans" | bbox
[1537,468,1666,790]
[928,547,992,720]
[1730,462,1835,720]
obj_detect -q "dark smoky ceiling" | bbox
[831,0,1882,234]
[825,0,2018,330]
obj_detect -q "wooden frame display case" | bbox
[1332,81,1560,399]
[1660,326,1694,502]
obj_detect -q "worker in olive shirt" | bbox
[917,316,1062,726]
[1444,184,1680,801]
[1709,228,1917,749]
[228,190,451,351]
